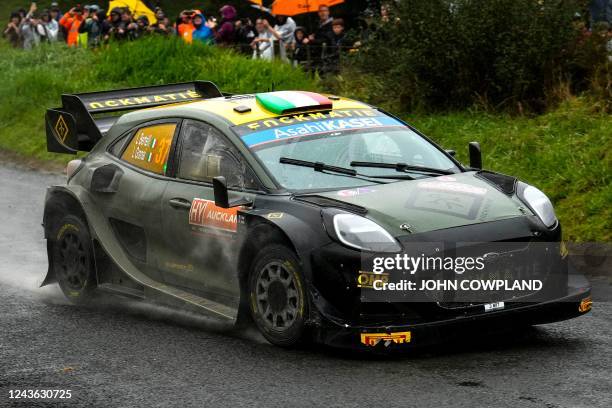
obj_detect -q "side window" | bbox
[121,123,176,175]
[178,120,258,190]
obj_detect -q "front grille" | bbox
[424,241,555,308]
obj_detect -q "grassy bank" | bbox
[0,38,609,241]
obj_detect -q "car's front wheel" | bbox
[248,245,309,347]
[51,214,97,304]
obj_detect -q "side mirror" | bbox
[213,176,230,208]
[213,176,253,209]
[468,142,482,169]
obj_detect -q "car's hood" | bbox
[317,172,527,236]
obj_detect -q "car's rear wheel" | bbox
[51,215,97,304]
[248,245,308,347]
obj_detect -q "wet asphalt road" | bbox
[0,164,611,408]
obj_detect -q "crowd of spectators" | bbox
[2,2,376,74]
[4,1,612,72]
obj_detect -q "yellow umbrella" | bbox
[108,0,157,24]
[271,0,344,16]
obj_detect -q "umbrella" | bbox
[108,0,157,24]
[271,0,345,16]
[248,0,263,4]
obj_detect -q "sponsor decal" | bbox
[437,175,457,182]
[189,198,239,233]
[267,212,284,219]
[87,91,202,112]
[417,181,488,196]
[54,115,69,142]
[241,116,403,148]
[357,271,389,289]
[578,296,592,313]
[121,124,175,175]
[234,109,380,135]
[360,331,412,347]
[484,301,505,312]
[337,187,377,197]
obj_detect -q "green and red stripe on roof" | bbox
[256,91,333,115]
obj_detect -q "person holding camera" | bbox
[59,5,85,47]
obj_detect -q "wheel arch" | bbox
[42,187,91,287]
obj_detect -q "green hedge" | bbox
[347,0,610,113]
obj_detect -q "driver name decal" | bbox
[189,198,239,233]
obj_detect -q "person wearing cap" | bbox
[50,2,61,20]
[59,6,85,47]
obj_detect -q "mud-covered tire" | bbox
[51,215,97,304]
[248,245,309,347]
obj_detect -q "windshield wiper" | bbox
[350,161,454,176]
[280,157,357,176]
[280,157,415,181]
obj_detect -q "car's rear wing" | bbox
[45,81,223,154]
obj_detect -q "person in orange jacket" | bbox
[176,10,196,43]
[59,6,85,47]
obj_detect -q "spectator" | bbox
[106,7,123,41]
[121,9,138,40]
[41,11,60,42]
[21,4,46,50]
[215,5,237,45]
[251,18,274,60]
[59,6,85,47]
[192,13,214,44]
[177,10,196,43]
[3,12,22,48]
[149,13,174,36]
[133,16,150,40]
[290,26,309,67]
[79,8,107,48]
[324,18,349,74]
[269,14,296,61]
[50,2,61,21]
[305,5,334,47]
[235,17,256,54]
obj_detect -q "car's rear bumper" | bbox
[311,274,592,351]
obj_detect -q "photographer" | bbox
[251,18,274,60]
[3,12,22,48]
[177,10,196,43]
[59,5,85,47]
[78,8,108,48]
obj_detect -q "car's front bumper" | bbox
[310,272,592,351]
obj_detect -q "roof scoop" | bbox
[256,91,333,115]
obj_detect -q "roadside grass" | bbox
[0,39,609,241]
[410,99,611,242]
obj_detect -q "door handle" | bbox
[168,198,192,210]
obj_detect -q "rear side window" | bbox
[121,123,176,175]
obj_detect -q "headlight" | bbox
[518,183,558,228]
[332,213,401,252]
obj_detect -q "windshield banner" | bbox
[238,115,404,149]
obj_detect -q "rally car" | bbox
[41,81,592,349]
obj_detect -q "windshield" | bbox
[234,110,459,191]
